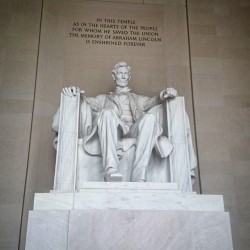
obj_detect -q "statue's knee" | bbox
[101,109,115,119]
[99,109,120,126]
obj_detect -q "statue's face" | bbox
[114,66,130,87]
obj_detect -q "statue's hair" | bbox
[112,61,131,75]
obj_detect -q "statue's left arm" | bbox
[140,87,178,111]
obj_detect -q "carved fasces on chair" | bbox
[166,97,196,192]
[53,92,80,190]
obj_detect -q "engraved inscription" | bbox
[69,18,162,47]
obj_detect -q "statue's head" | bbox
[112,61,131,87]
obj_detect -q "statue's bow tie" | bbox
[115,86,131,94]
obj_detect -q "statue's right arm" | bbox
[61,86,107,109]
[62,86,84,97]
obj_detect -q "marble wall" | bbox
[0,0,42,249]
[0,0,249,249]
[19,1,199,248]
[188,0,250,249]
[21,0,199,248]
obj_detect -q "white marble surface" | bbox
[187,194,225,211]
[67,210,232,250]
[26,209,233,250]
[25,211,69,250]
[33,183,224,212]
[192,211,233,250]
[68,210,194,250]
[33,193,74,210]
[79,181,179,190]
[27,185,232,250]
[74,192,188,210]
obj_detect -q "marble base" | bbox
[34,182,224,211]
[26,183,233,250]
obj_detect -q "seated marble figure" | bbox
[52,62,197,191]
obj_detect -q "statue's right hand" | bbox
[62,86,83,97]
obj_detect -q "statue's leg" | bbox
[97,109,124,181]
[129,114,158,182]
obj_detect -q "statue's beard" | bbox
[116,80,129,87]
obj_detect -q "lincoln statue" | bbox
[55,61,178,182]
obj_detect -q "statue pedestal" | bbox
[26,183,233,249]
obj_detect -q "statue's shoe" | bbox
[104,170,122,182]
